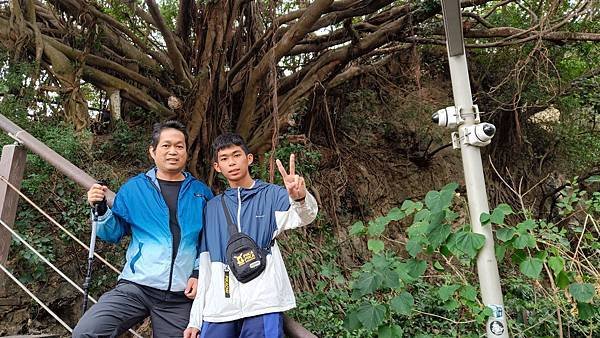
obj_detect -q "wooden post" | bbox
[0,144,27,296]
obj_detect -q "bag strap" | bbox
[221,195,239,236]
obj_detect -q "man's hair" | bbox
[211,133,250,161]
[151,120,188,149]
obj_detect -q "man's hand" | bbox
[184,277,198,299]
[276,154,306,201]
[183,327,199,338]
[87,183,107,207]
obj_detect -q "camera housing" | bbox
[463,123,496,147]
[432,106,462,128]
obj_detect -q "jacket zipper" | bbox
[146,174,189,293]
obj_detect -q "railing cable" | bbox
[0,261,73,333]
[0,218,144,338]
[0,176,120,274]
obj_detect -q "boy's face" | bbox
[213,145,253,182]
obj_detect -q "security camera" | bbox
[464,123,496,147]
[432,106,463,128]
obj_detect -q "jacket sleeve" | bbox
[273,189,318,234]
[188,236,211,329]
[193,186,213,273]
[95,191,130,244]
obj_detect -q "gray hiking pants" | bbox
[72,281,192,338]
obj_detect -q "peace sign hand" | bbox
[276,154,306,201]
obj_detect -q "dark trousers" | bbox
[73,281,192,338]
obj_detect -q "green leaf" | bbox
[368,219,386,237]
[517,219,536,233]
[440,182,458,207]
[452,231,486,258]
[425,191,442,212]
[490,209,506,225]
[391,291,414,315]
[480,212,491,225]
[569,283,595,303]
[495,244,507,261]
[442,299,460,311]
[556,270,571,289]
[343,311,362,330]
[577,302,598,320]
[495,228,516,242]
[427,222,451,249]
[414,209,431,223]
[433,261,445,271]
[406,239,422,258]
[349,221,365,236]
[381,268,400,289]
[519,257,543,279]
[354,272,382,296]
[496,203,513,215]
[405,259,427,279]
[401,200,417,214]
[438,284,461,301]
[357,303,386,330]
[584,175,600,183]
[513,233,536,249]
[388,207,405,221]
[368,239,385,253]
[460,285,478,302]
[378,324,403,338]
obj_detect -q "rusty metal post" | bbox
[0,144,27,296]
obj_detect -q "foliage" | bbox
[335,182,598,337]
[250,140,321,184]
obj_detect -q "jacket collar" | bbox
[145,167,191,189]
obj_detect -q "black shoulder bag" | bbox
[221,195,268,283]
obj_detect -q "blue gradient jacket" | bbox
[96,168,213,292]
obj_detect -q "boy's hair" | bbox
[211,133,250,161]
[151,120,188,149]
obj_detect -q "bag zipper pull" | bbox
[224,266,230,298]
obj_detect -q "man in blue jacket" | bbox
[73,120,213,337]
[184,133,318,338]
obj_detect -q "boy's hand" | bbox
[183,327,199,338]
[185,277,198,299]
[276,154,306,201]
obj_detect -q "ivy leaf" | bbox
[425,191,442,212]
[517,219,536,233]
[495,244,507,261]
[357,303,386,330]
[519,257,543,279]
[569,283,596,303]
[438,284,461,301]
[378,324,404,338]
[556,270,571,289]
[349,221,365,236]
[440,182,458,207]
[460,285,478,302]
[513,233,536,249]
[368,239,385,253]
[496,228,516,242]
[452,231,486,259]
[490,209,506,225]
[406,239,422,258]
[388,207,406,221]
[480,212,491,225]
[577,302,598,320]
[354,272,382,296]
[427,222,451,249]
[343,311,362,330]
[381,268,401,289]
[391,291,414,315]
[368,219,386,237]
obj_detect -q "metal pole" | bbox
[440,1,508,337]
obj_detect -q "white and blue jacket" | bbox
[95,168,213,292]
[188,180,318,328]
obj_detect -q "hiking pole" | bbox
[82,180,107,313]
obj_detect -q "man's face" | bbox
[149,128,187,175]
[213,145,253,182]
